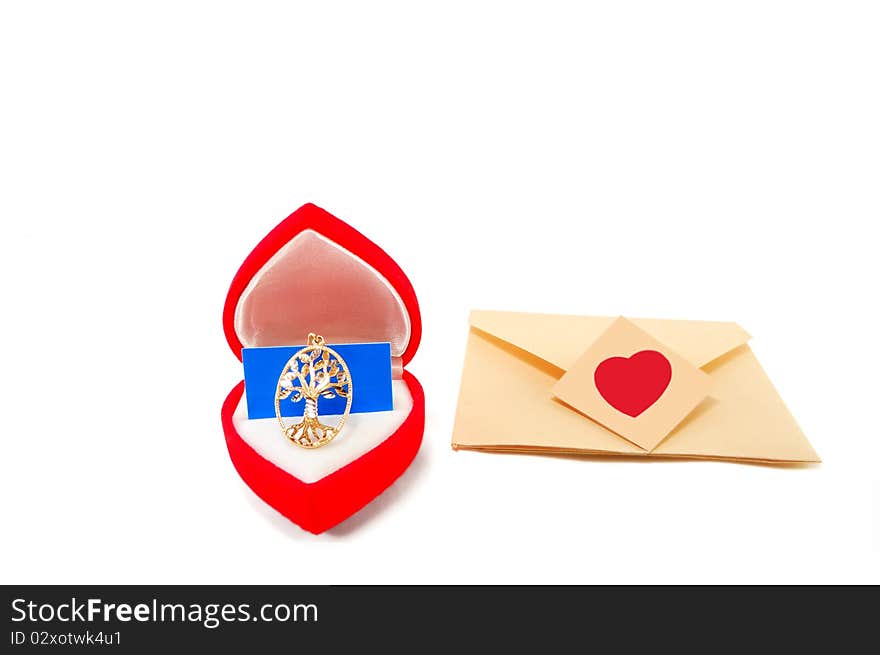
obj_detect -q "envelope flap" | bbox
[469,310,750,370]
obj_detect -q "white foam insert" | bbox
[233,380,414,483]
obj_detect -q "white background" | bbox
[1,1,878,584]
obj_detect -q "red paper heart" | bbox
[594,350,672,417]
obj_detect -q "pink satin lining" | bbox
[234,230,410,376]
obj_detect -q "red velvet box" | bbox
[221,204,424,534]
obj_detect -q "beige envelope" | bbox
[452,310,819,464]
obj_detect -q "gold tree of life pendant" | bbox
[275,333,353,449]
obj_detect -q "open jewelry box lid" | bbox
[223,203,421,368]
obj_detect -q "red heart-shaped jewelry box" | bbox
[221,203,424,534]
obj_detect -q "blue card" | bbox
[243,343,393,419]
